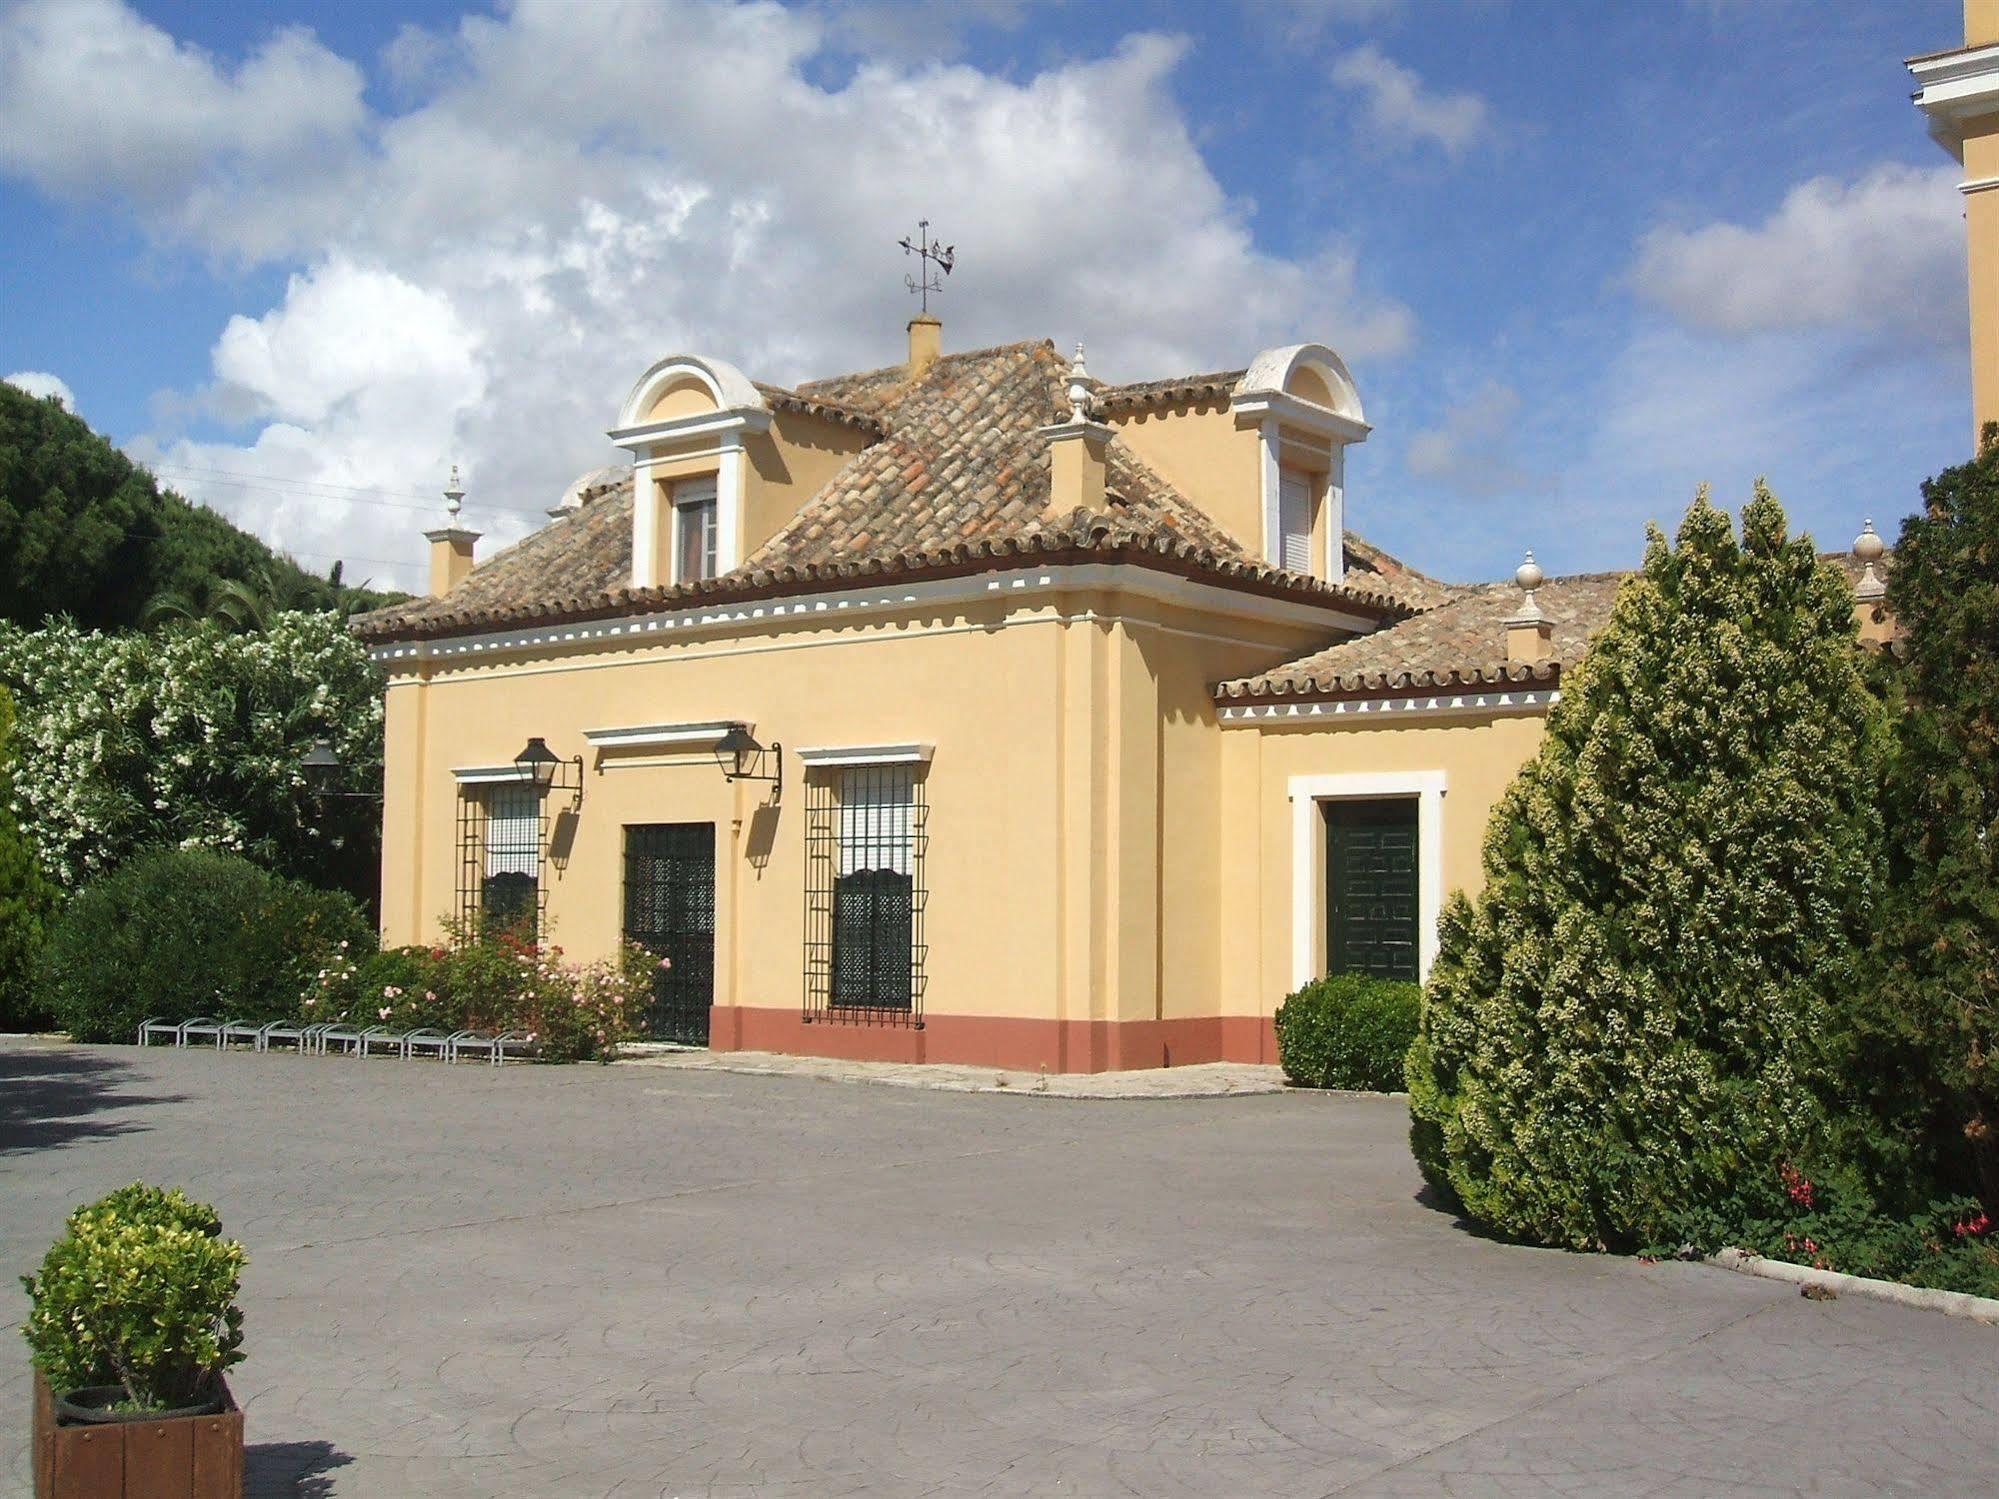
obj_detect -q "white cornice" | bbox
[1230,390,1370,445]
[451,764,525,784]
[583,720,742,750]
[368,562,1380,667]
[797,743,934,768]
[1219,688,1560,726]
[1910,42,1999,154]
[608,407,770,453]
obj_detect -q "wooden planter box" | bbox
[31,1371,242,1499]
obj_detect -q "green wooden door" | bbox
[1326,799,1420,981]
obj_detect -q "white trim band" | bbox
[583,720,743,750]
[796,743,934,768]
[451,764,526,785]
[369,563,1380,666]
[1220,688,1560,725]
[1288,770,1446,988]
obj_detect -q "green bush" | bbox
[1841,434,1999,1211]
[0,684,57,1030]
[37,846,372,1042]
[1408,487,1885,1251]
[1663,1158,1999,1298]
[20,1183,245,1409]
[1274,974,1419,1091]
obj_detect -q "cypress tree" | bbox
[1406,486,1884,1250]
[1848,436,1999,1209]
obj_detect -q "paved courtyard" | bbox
[2,1037,1995,1497]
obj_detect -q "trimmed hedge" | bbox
[1274,974,1420,1091]
[36,846,371,1042]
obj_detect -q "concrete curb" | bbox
[1709,1246,1999,1326]
[617,1048,1288,1099]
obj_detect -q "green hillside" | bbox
[0,383,403,629]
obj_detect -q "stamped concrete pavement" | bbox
[1,1036,1994,1497]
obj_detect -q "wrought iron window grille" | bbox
[456,781,547,940]
[803,763,927,1027]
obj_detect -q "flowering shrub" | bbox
[302,926,649,1062]
[0,611,383,897]
[1665,1159,1999,1297]
[20,1183,246,1409]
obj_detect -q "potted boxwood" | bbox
[22,1184,246,1499]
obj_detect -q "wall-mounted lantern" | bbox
[300,738,380,801]
[514,736,584,808]
[713,723,781,799]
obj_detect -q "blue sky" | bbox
[0,0,1969,592]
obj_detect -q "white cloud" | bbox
[0,0,1415,592]
[0,0,364,239]
[1631,163,1963,344]
[4,371,75,410]
[1329,44,1489,158]
[1405,381,1529,495]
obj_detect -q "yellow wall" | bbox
[1969,0,1999,47]
[1219,711,1549,1026]
[1965,117,1999,440]
[743,410,874,556]
[1108,399,1264,556]
[376,578,1342,1035]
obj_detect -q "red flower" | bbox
[1954,1211,1991,1239]
[1778,1163,1816,1209]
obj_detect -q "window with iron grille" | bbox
[455,781,546,938]
[803,764,927,1026]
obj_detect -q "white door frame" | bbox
[1288,770,1445,990]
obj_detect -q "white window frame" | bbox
[672,475,719,585]
[1288,770,1445,988]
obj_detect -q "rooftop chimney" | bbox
[907,314,942,379]
[1504,551,1554,667]
[424,466,481,597]
[1041,344,1111,515]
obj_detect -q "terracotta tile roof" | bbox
[1217,571,1627,701]
[1218,546,1892,703]
[1096,370,1244,416]
[354,340,1423,644]
[751,382,887,435]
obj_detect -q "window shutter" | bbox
[1279,470,1312,575]
[485,783,541,878]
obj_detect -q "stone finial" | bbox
[1065,342,1098,423]
[1505,549,1553,666]
[1853,519,1886,601]
[425,463,481,597]
[1513,550,1545,619]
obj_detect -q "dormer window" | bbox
[674,476,719,584]
[1230,344,1371,586]
[608,353,771,591]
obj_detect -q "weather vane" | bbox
[899,218,954,314]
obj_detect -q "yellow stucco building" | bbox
[1913,0,1999,437]
[355,312,1892,1071]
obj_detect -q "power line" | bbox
[148,462,552,517]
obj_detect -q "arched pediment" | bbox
[616,354,766,431]
[1236,343,1365,427]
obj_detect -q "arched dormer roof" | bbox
[1234,343,1366,429]
[615,353,766,432]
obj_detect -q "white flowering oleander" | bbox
[1407,488,1885,1251]
[0,612,383,888]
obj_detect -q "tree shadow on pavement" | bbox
[0,1046,183,1157]
[246,1439,354,1498]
